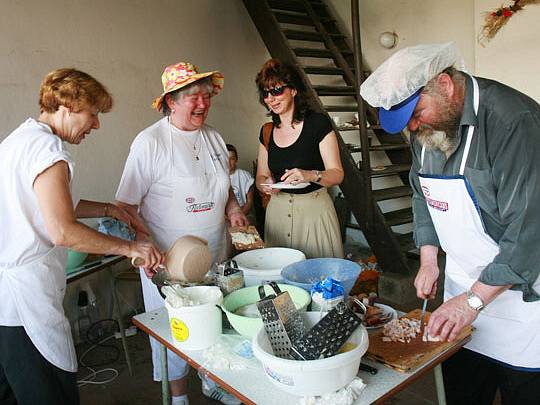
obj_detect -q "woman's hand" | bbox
[281,168,313,185]
[106,203,151,236]
[128,240,164,278]
[257,176,279,195]
[228,210,248,227]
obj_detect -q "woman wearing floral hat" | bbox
[115,62,246,405]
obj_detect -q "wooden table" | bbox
[133,307,468,405]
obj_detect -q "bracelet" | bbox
[314,170,322,183]
[104,203,110,217]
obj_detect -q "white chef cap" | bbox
[360,42,465,134]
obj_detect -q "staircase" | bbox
[243,0,416,274]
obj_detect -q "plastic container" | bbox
[252,311,368,396]
[66,249,88,270]
[281,258,362,296]
[164,286,223,350]
[233,248,306,287]
[221,284,311,338]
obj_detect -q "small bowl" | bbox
[221,284,311,338]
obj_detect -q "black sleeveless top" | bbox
[259,111,333,194]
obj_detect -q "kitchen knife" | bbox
[420,298,428,327]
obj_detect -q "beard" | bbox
[416,128,458,154]
[415,93,462,154]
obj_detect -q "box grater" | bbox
[215,259,244,294]
[289,301,365,360]
[256,282,306,359]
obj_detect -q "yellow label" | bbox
[170,318,189,342]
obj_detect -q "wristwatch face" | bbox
[467,291,484,311]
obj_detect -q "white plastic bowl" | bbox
[233,247,306,287]
[252,311,368,396]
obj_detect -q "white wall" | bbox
[328,0,475,74]
[0,0,269,205]
[0,0,270,335]
[328,0,540,102]
[474,0,540,101]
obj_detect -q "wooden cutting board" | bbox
[366,309,472,373]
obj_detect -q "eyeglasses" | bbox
[261,85,291,98]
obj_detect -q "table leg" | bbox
[161,344,170,405]
[109,268,133,376]
[434,364,447,405]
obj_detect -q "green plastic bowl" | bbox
[66,249,88,270]
[222,283,311,338]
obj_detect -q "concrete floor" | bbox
[77,326,444,405]
[77,329,218,405]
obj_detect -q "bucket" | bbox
[281,258,362,296]
[164,286,223,350]
[233,248,306,287]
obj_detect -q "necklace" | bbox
[191,135,202,161]
[168,118,203,161]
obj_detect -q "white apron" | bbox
[0,247,77,372]
[139,123,230,380]
[418,76,540,369]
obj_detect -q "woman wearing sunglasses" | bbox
[255,58,344,258]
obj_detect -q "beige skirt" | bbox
[264,188,344,258]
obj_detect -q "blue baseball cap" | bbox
[378,88,423,134]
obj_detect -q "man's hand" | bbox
[415,245,440,299]
[427,294,478,342]
[414,263,439,299]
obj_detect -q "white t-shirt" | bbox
[115,117,230,250]
[230,168,254,207]
[0,118,74,268]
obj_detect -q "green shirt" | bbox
[410,75,540,302]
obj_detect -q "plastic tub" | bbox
[252,311,368,396]
[66,249,88,270]
[233,248,306,287]
[165,286,223,350]
[281,258,362,295]
[221,284,311,338]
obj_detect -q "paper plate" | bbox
[261,182,310,189]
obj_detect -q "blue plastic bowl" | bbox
[281,258,362,295]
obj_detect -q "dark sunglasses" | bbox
[261,85,291,98]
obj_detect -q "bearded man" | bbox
[361,42,540,405]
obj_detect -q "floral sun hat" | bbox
[151,61,224,111]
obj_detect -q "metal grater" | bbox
[256,282,306,359]
[289,301,365,360]
[215,259,244,294]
